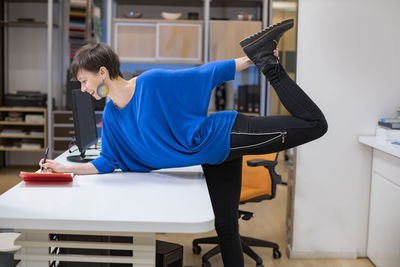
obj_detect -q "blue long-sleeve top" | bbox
[91,59,238,173]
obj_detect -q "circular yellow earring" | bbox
[96,84,109,98]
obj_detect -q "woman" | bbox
[40,19,327,266]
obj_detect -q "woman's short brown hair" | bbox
[70,42,122,81]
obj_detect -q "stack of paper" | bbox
[20,143,41,149]
[28,131,44,136]
[0,129,25,135]
[376,126,400,145]
[25,114,44,123]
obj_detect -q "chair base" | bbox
[192,235,281,266]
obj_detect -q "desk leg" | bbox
[15,231,49,267]
[132,233,156,266]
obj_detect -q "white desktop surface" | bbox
[358,135,400,158]
[0,149,214,234]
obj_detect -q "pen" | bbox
[41,146,50,172]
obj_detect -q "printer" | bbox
[5,91,47,107]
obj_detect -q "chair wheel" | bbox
[256,264,264,267]
[192,244,202,254]
[202,261,211,267]
[273,249,282,259]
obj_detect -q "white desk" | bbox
[0,149,214,266]
[359,136,400,267]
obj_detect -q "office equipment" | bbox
[66,70,81,109]
[4,91,47,107]
[19,171,74,182]
[247,85,260,113]
[67,90,98,163]
[156,240,183,267]
[238,85,247,112]
[0,148,213,266]
[378,120,400,129]
[54,237,183,267]
[214,83,226,111]
[237,85,260,113]
[187,12,199,20]
[193,153,286,267]
[41,146,49,172]
[53,110,103,155]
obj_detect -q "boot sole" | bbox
[240,19,294,49]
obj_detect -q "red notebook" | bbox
[19,171,74,182]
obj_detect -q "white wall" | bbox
[292,0,400,258]
[6,2,63,166]
[7,2,62,105]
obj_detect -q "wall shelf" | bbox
[0,121,44,126]
[4,0,59,2]
[0,107,47,153]
[0,147,46,152]
[115,0,261,7]
[0,134,44,139]
[0,21,59,28]
[0,107,46,112]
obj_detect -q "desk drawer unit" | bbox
[53,111,75,154]
[54,126,75,137]
[54,112,74,124]
[367,149,400,267]
[14,230,156,266]
[53,110,103,154]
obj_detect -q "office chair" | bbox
[192,153,287,267]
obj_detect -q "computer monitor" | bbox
[67,89,99,163]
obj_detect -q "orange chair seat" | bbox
[240,185,268,202]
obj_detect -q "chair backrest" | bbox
[240,153,277,203]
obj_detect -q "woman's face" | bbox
[77,69,103,100]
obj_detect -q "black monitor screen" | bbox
[67,89,98,163]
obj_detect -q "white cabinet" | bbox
[368,172,400,267]
[359,137,400,267]
[113,19,202,64]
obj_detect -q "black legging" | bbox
[202,64,328,266]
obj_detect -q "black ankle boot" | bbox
[240,19,294,74]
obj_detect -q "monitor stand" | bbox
[67,151,98,163]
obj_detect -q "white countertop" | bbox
[359,136,400,158]
[0,149,214,233]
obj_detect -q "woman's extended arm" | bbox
[235,56,254,72]
[39,159,99,175]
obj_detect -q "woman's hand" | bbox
[273,49,280,60]
[235,56,254,72]
[38,159,99,175]
[39,159,68,173]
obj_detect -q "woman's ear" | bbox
[99,66,108,79]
